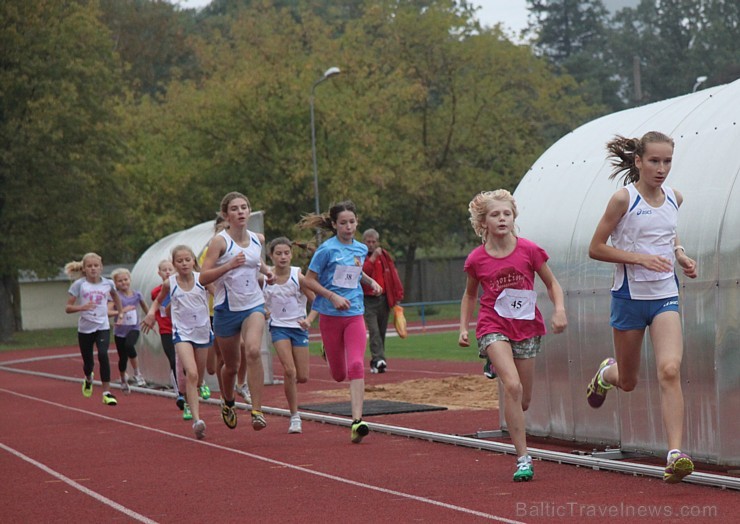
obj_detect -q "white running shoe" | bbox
[120,379,130,395]
[288,414,302,434]
[235,383,251,403]
[135,373,147,387]
[193,419,206,440]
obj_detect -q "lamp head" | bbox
[323,67,341,79]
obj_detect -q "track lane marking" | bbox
[0,441,158,524]
[0,388,523,524]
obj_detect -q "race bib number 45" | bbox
[494,288,537,320]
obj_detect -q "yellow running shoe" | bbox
[664,451,694,483]
[102,392,118,406]
[350,420,369,444]
[586,358,615,408]
[221,400,237,429]
[82,373,94,398]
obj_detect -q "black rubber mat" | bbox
[298,399,447,416]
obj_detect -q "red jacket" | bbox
[362,249,404,307]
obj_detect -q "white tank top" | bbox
[169,272,211,344]
[263,266,308,329]
[213,230,264,311]
[610,183,679,300]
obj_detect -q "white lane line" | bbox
[0,441,158,524]
[0,388,523,524]
[0,352,80,366]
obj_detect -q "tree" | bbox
[99,0,202,99]
[0,0,124,340]
[607,0,740,104]
[115,0,598,296]
[527,0,621,111]
[322,0,597,289]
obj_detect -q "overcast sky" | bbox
[171,0,531,35]
[172,0,640,35]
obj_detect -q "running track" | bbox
[1,346,738,523]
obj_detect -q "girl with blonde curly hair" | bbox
[459,190,567,482]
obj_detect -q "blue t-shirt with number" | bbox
[308,236,367,317]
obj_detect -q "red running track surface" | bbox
[1,346,738,523]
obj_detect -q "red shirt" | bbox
[371,258,386,291]
[151,284,172,335]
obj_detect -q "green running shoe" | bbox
[199,383,211,400]
[513,457,534,482]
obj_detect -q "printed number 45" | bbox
[510,300,523,309]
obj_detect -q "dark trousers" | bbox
[78,329,111,382]
[160,333,178,389]
[114,331,140,373]
[363,294,389,363]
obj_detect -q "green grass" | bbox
[4,322,476,363]
[0,327,78,352]
[309,330,477,362]
[400,302,460,323]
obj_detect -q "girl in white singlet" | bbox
[587,131,698,484]
[264,237,317,434]
[199,192,275,431]
[143,245,214,439]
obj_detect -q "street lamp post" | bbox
[310,66,341,244]
[692,75,707,93]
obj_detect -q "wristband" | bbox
[673,245,685,254]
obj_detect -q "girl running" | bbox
[143,245,214,440]
[109,268,149,391]
[199,192,275,431]
[149,260,188,412]
[264,237,318,434]
[459,190,567,482]
[299,201,382,444]
[65,252,124,406]
[586,131,697,483]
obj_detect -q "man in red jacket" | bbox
[361,229,404,373]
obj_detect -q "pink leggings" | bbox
[319,314,366,382]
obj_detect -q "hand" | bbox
[550,310,568,334]
[140,315,155,334]
[81,302,96,312]
[373,247,383,258]
[371,281,383,296]
[638,254,673,273]
[329,292,351,311]
[264,269,276,285]
[458,331,470,347]
[677,253,697,279]
[298,318,311,330]
[123,305,135,313]
[229,252,246,269]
